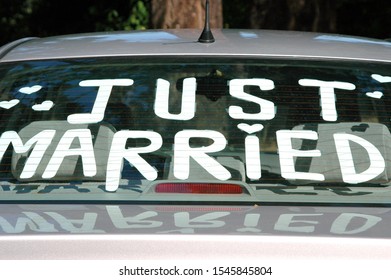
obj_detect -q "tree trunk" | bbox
[249,0,336,33]
[311,0,337,33]
[249,0,288,29]
[151,0,223,29]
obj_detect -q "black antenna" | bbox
[198,0,215,43]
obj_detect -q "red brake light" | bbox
[155,183,243,194]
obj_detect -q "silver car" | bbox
[0,27,391,276]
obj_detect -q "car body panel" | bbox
[1,204,391,260]
[1,29,391,263]
[2,234,391,260]
[0,204,390,237]
[1,29,391,63]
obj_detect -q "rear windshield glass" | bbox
[0,57,390,205]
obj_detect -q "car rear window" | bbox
[0,57,390,205]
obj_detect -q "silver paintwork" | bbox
[1,204,391,260]
[2,234,391,260]
[1,28,391,262]
[1,29,391,63]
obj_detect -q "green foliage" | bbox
[95,0,149,31]
[129,0,149,30]
[0,0,390,46]
[0,0,150,45]
[0,0,37,43]
[222,0,251,28]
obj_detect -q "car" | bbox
[1,14,391,278]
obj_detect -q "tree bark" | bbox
[311,0,337,33]
[151,0,223,29]
[249,0,336,33]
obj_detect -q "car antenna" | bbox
[198,0,215,43]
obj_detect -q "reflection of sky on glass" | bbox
[62,84,94,113]
[6,61,68,106]
[315,35,391,47]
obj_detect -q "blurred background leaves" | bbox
[0,0,390,46]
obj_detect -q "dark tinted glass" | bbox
[0,57,390,204]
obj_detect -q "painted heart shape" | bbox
[0,99,20,109]
[366,91,383,99]
[19,85,42,94]
[32,100,54,111]
[237,123,264,134]
[372,74,391,83]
